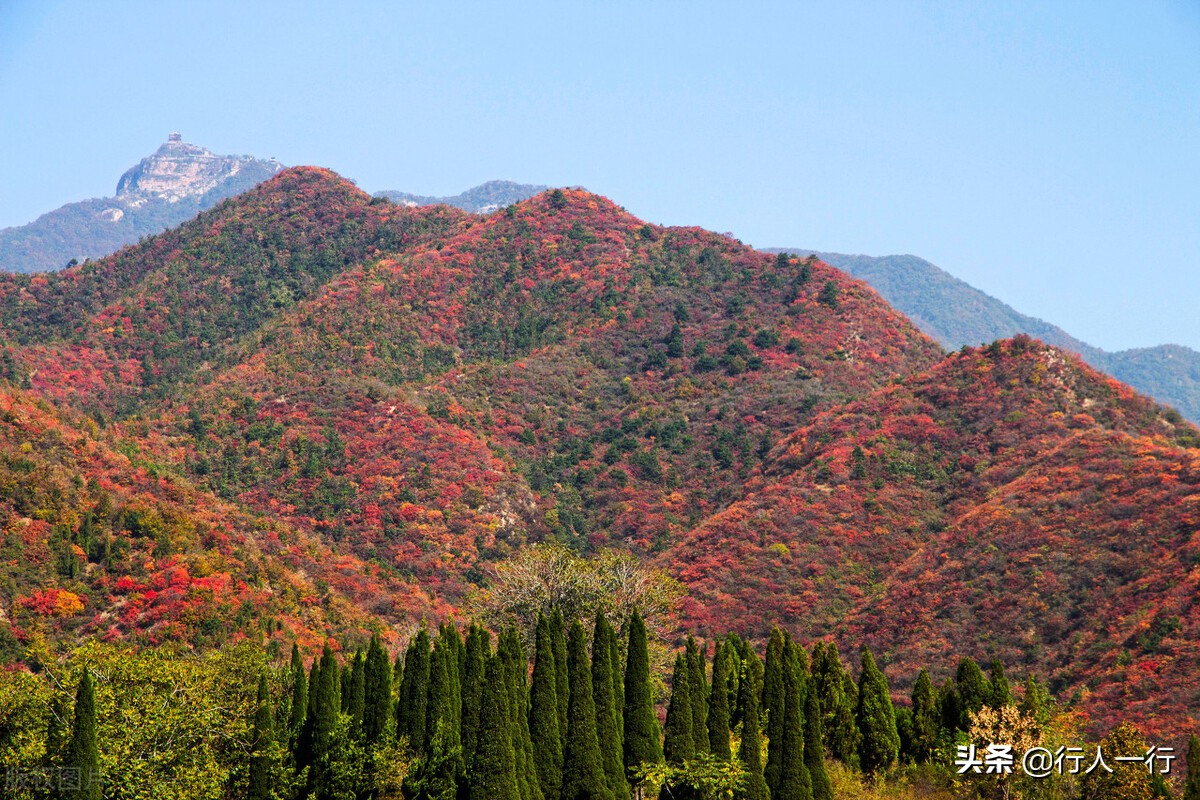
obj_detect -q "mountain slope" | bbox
[0,135,283,274]
[786,250,1200,424]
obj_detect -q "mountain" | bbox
[779,250,1200,425]
[0,169,1195,741]
[0,133,283,274]
[374,179,547,213]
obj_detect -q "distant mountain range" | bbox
[0,134,284,273]
[778,250,1200,424]
[374,180,550,213]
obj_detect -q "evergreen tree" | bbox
[64,670,101,800]
[686,637,709,755]
[362,634,392,745]
[605,617,624,752]
[723,633,744,728]
[811,642,857,767]
[348,650,366,735]
[733,655,769,800]
[763,628,787,794]
[592,615,627,799]
[777,642,813,800]
[530,613,563,800]
[551,609,570,739]
[804,676,833,800]
[988,658,1011,708]
[310,643,342,798]
[662,653,697,800]
[855,647,899,775]
[954,657,990,731]
[1185,734,1200,800]
[288,643,308,740]
[909,669,939,764]
[471,654,521,800]
[411,717,461,800]
[938,678,960,735]
[425,641,453,757]
[707,642,732,760]
[248,672,274,800]
[561,620,614,800]
[398,628,431,749]
[499,628,542,800]
[461,624,489,769]
[622,611,661,796]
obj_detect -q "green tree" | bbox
[776,643,813,800]
[531,614,563,800]
[399,628,431,750]
[471,655,521,800]
[362,634,392,745]
[1078,722,1154,800]
[811,642,857,767]
[622,611,661,798]
[348,651,366,735]
[248,672,274,800]
[855,648,898,776]
[663,653,697,800]
[561,621,614,800]
[818,280,840,308]
[551,609,570,739]
[763,628,787,794]
[64,669,101,800]
[707,642,732,760]
[461,624,488,768]
[804,677,833,800]
[1185,734,1200,800]
[309,643,342,799]
[733,654,768,800]
[686,638,709,756]
[988,658,1011,708]
[954,657,990,731]
[499,628,542,800]
[909,669,939,763]
[593,614,627,799]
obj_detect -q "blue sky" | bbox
[1,1,1197,351]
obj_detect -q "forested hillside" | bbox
[0,167,1195,755]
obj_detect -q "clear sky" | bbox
[1,1,1197,352]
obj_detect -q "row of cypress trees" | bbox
[51,618,1200,800]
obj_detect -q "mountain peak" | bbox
[115,133,283,203]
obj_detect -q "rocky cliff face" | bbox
[114,134,280,204]
[0,134,283,273]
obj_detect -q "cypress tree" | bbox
[461,624,489,769]
[348,650,366,735]
[804,678,833,800]
[499,628,542,800]
[707,642,732,759]
[622,611,661,796]
[988,658,1011,708]
[777,642,813,800]
[363,634,392,745]
[724,633,744,728]
[910,669,939,764]
[855,647,899,775]
[530,613,563,800]
[733,655,769,800]
[811,642,857,767]
[561,620,614,800]
[288,643,308,739]
[662,653,696,800]
[425,641,453,757]
[592,615,627,799]
[954,657,989,730]
[938,677,960,735]
[249,672,274,800]
[64,670,100,800]
[399,628,432,749]
[685,637,709,755]
[471,654,521,800]
[1185,734,1200,800]
[309,643,341,798]
[605,617,624,752]
[551,609,570,739]
[763,628,787,795]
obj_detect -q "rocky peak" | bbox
[115,133,283,203]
